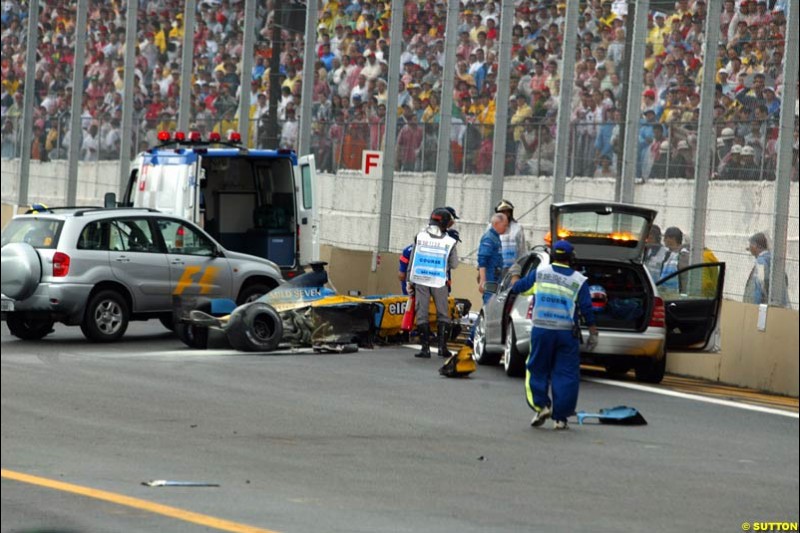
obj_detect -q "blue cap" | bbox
[554,240,574,254]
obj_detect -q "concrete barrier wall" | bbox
[2,162,798,395]
[321,245,799,397]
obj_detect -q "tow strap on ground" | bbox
[576,406,647,425]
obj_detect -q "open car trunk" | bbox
[576,259,652,332]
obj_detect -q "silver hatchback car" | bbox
[1,207,284,342]
[473,202,725,384]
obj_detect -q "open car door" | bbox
[296,155,319,266]
[656,262,725,350]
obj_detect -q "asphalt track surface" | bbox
[2,321,798,533]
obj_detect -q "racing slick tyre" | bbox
[226,302,284,352]
[175,322,209,349]
[6,316,55,340]
[80,289,130,342]
[236,283,273,305]
[634,352,667,384]
[472,313,501,366]
[503,323,526,377]
[1,242,42,301]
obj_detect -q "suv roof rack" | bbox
[73,207,161,217]
[24,206,100,214]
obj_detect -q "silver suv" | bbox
[1,207,284,342]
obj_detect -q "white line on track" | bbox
[583,377,799,419]
[400,345,797,418]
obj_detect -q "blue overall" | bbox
[477,227,504,305]
[511,263,595,423]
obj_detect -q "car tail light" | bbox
[650,297,665,328]
[53,252,70,277]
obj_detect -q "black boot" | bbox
[437,323,452,358]
[414,324,431,358]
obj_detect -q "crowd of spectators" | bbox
[0,0,797,180]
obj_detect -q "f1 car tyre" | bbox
[175,322,209,349]
[1,242,42,301]
[236,283,272,305]
[6,316,55,340]
[80,289,129,342]
[503,323,526,377]
[226,302,284,352]
[472,313,501,366]
[634,352,667,384]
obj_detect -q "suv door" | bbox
[656,262,726,350]
[108,217,172,311]
[154,218,233,299]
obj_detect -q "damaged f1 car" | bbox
[174,262,471,352]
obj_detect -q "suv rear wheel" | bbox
[6,316,55,340]
[81,290,130,342]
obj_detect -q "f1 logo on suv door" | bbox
[173,266,221,295]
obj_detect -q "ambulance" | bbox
[112,130,319,276]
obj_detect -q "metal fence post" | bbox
[238,0,257,147]
[433,0,461,209]
[617,0,648,203]
[177,0,197,133]
[489,0,515,210]
[551,0,580,203]
[66,0,89,206]
[298,0,318,156]
[118,0,138,194]
[769,3,798,307]
[377,0,405,252]
[17,0,39,206]
[689,0,722,266]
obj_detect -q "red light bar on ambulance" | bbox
[228,131,242,143]
[208,132,222,143]
[157,131,171,142]
[174,131,186,142]
[189,131,202,142]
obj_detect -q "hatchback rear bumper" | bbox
[512,320,666,360]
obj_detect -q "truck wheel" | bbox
[236,283,273,305]
[80,290,129,342]
[6,316,55,340]
[634,353,667,384]
[503,323,526,377]
[226,303,283,352]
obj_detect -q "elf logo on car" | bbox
[388,301,408,315]
[173,266,221,295]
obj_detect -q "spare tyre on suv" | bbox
[1,207,285,342]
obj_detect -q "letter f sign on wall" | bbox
[362,150,383,179]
